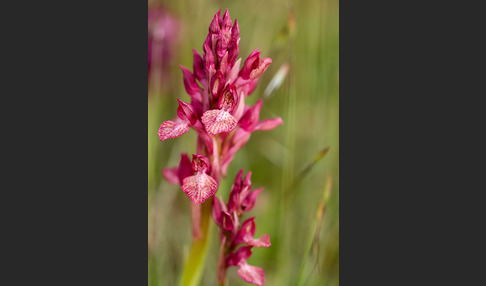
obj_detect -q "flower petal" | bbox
[249,234,271,248]
[226,245,252,267]
[201,109,237,135]
[234,217,256,245]
[249,57,272,80]
[180,66,201,96]
[158,120,189,141]
[177,153,194,183]
[177,99,198,125]
[192,49,206,81]
[241,188,262,213]
[239,99,262,131]
[237,261,265,286]
[181,173,218,204]
[255,117,283,131]
[162,167,179,184]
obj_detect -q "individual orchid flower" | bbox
[201,84,239,135]
[234,217,271,248]
[158,99,198,141]
[181,154,218,204]
[239,49,272,80]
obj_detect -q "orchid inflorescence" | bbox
[213,170,271,286]
[158,8,281,286]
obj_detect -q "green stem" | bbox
[179,198,213,286]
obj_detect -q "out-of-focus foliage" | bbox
[148,0,338,285]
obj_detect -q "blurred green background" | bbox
[148,0,338,285]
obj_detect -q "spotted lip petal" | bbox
[202,109,237,135]
[158,120,189,141]
[181,172,218,204]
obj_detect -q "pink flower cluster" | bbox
[159,9,279,285]
[212,170,270,286]
[159,9,282,204]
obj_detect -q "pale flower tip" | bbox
[158,120,189,141]
[181,173,218,204]
[222,9,232,28]
[201,109,237,135]
[256,117,283,131]
[209,13,221,33]
[237,263,265,286]
[256,234,271,247]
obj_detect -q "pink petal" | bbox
[177,153,193,183]
[177,99,197,125]
[228,19,240,65]
[180,65,201,96]
[181,173,218,204]
[222,211,234,231]
[239,49,261,79]
[203,37,216,74]
[249,234,271,248]
[238,78,259,97]
[219,51,229,74]
[228,58,241,84]
[239,99,262,131]
[162,167,179,184]
[231,18,240,43]
[226,245,252,267]
[249,57,272,80]
[255,117,283,131]
[221,9,232,32]
[158,120,189,141]
[209,11,221,34]
[237,262,265,286]
[201,109,237,135]
[210,71,225,97]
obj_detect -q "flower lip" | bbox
[158,119,189,141]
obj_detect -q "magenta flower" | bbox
[158,9,278,285]
[212,170,270,286]
[181,155,218,204]
[159,8,282,199]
